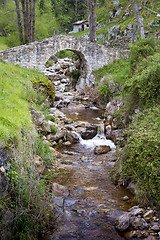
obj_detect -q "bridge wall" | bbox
[0,35,128,89]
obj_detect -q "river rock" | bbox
[105,125,112,139]
[131,217,148,229]
[127,181,138,195]
[129,206,144,216]
[143,210,154,219]
[81,125,97,139]
[144,236,157,240]
[151,224,160,231]
[52,182,69,197]
[110,129,125,146]
[52,109,66,119]
[115,212,130,231]
[0,146,11,166]
[34,155,44,175]
[47,130,66,142]
[94,145,111,154]
[66,131,79,143]
[31,109,51,133]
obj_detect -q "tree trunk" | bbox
[88,0,97,42]
[14,0,23,44]
[31,0,35,42]
[133,0,145,38]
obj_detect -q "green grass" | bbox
[69,29,89,38]
[0,61,54,143]
[93,59,131,84]
[0,37,9,51]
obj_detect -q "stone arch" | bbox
[44,48,88,89]
[0,35,124,89]
[42,42,89,89]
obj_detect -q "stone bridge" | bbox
[0,35,127,89]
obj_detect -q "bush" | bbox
[129,37,156,70]
[120,106,160,209]
[123,53,160,108]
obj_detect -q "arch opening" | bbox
[44,49,88,91]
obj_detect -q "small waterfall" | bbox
[79,122,116,150]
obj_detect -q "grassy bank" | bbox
[0,61,55,239]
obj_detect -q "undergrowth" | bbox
[120,106,160,210]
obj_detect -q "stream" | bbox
[44,58,136,240]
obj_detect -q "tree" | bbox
[14,0,35,44]
[133,0,145,38]
[87,0,97,42]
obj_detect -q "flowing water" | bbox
[44,60,136,239]
[47,107,136,240]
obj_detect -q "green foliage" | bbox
[69,29,89,38]
[0,37,9,50]
[35,136,55,167]
[46,115,55,122]
[35,11,58,40]
[45,60,54,68]
[4,132,53,239]
[70,69,80,88]
[55,50,75,59]
[124,53,160,108]
[129,37,157,70]
[30,69,55,102]
[50,124,57,134]
[97,80,110,103]
[51,0,87,31]
[120,106,160,209]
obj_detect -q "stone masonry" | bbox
[0,35,128,89]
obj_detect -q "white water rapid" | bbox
[79,123,116,150]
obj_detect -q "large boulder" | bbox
[81,125,98,140]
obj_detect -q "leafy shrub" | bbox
[120,106,160,209]
[129,37,156,70]
[97,80,110,103]
[46,115,55,122]
[123,53,160,108]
